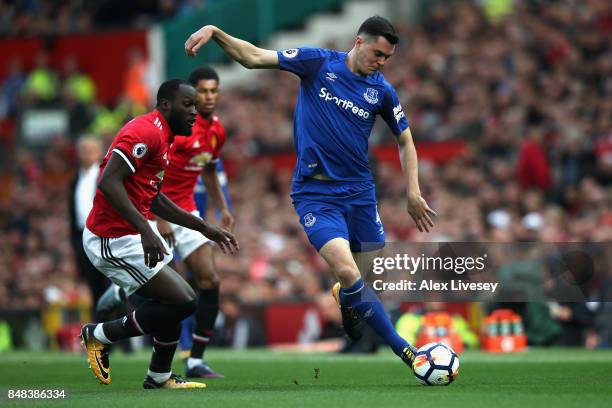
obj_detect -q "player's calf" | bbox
[187,286,223,378]
[332,282,365,341]
[100,298,197,342]
[336,278,416,361]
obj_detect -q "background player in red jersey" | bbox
[79,79,238,390]
[155,66,233,378]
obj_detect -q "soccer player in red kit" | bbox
[156,67,232,378]
[80,79,238,389]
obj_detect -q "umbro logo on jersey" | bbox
[193,140,200,148]
[153,117,163,130]
[326,72,337,81]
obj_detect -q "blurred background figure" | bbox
[69,136,108,319]
[211,294,265,349]
[122,48,152,110]
[22,51,58,106]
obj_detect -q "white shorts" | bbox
[82,221,173,295]
[165,210,212,260]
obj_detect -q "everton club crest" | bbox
[363,88,379,104]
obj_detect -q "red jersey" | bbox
[162,113,226,212]
[86,110,174,237]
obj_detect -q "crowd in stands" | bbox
[0,0,611,348]
[0,0,212,37]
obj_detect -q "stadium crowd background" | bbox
[0,0,610,347]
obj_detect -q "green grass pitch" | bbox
[1,348,611,407]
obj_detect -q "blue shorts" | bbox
[292,179,385,253]
[194,160,232,218]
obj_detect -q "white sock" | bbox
[147,369,171,384]
[187,358,203,370]
[93,324,112,344]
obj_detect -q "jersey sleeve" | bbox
[379,84,409,136]
[277,47,328,80]
[112,128,158,173]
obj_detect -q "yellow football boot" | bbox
[80,324,111,385]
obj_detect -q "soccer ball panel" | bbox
[413,354,433,378]
[450,355,460,382]
[430,345,453,367]
[451,354,460,372]
[413,342,460,386]
[428,368,452,385]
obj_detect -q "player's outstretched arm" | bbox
[185,25,278,69]
[397,127,437,233]
[151,192,239,254]
[99,152,169,267]
[201,163,234,231]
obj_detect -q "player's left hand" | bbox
[406,193,437,233]
[185,25,215,57]
[220,209,235,232]
[200,223,239,254]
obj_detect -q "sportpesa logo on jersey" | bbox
[319,87,371,119]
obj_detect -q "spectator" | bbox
[0,58,25,119]
[61,56,96,105]
[68,136,109,317]
[516,127,552,192]
[22,51,58,104]
[122,48,151,109]
[211,294,265,349]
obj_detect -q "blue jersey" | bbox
[277,47,409,191]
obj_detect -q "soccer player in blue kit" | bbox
[185,16,437,368]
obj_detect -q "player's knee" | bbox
[183,284,197,303]
[172,283,196,304]
[335,265,361,287]
[174,298,197,319]
[195,273,219,289]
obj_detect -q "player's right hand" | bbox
[141,229,169,268]
[406,193,437,233]
[156,219,176,248]
[185,25,215,57]
[200,223,239,255]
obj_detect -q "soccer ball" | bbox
[413,342,460,386]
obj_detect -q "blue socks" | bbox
[340,278,409,356]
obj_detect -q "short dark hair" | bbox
[156,79,192,106]
[357,16,398,45]
[188,66,219,86]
